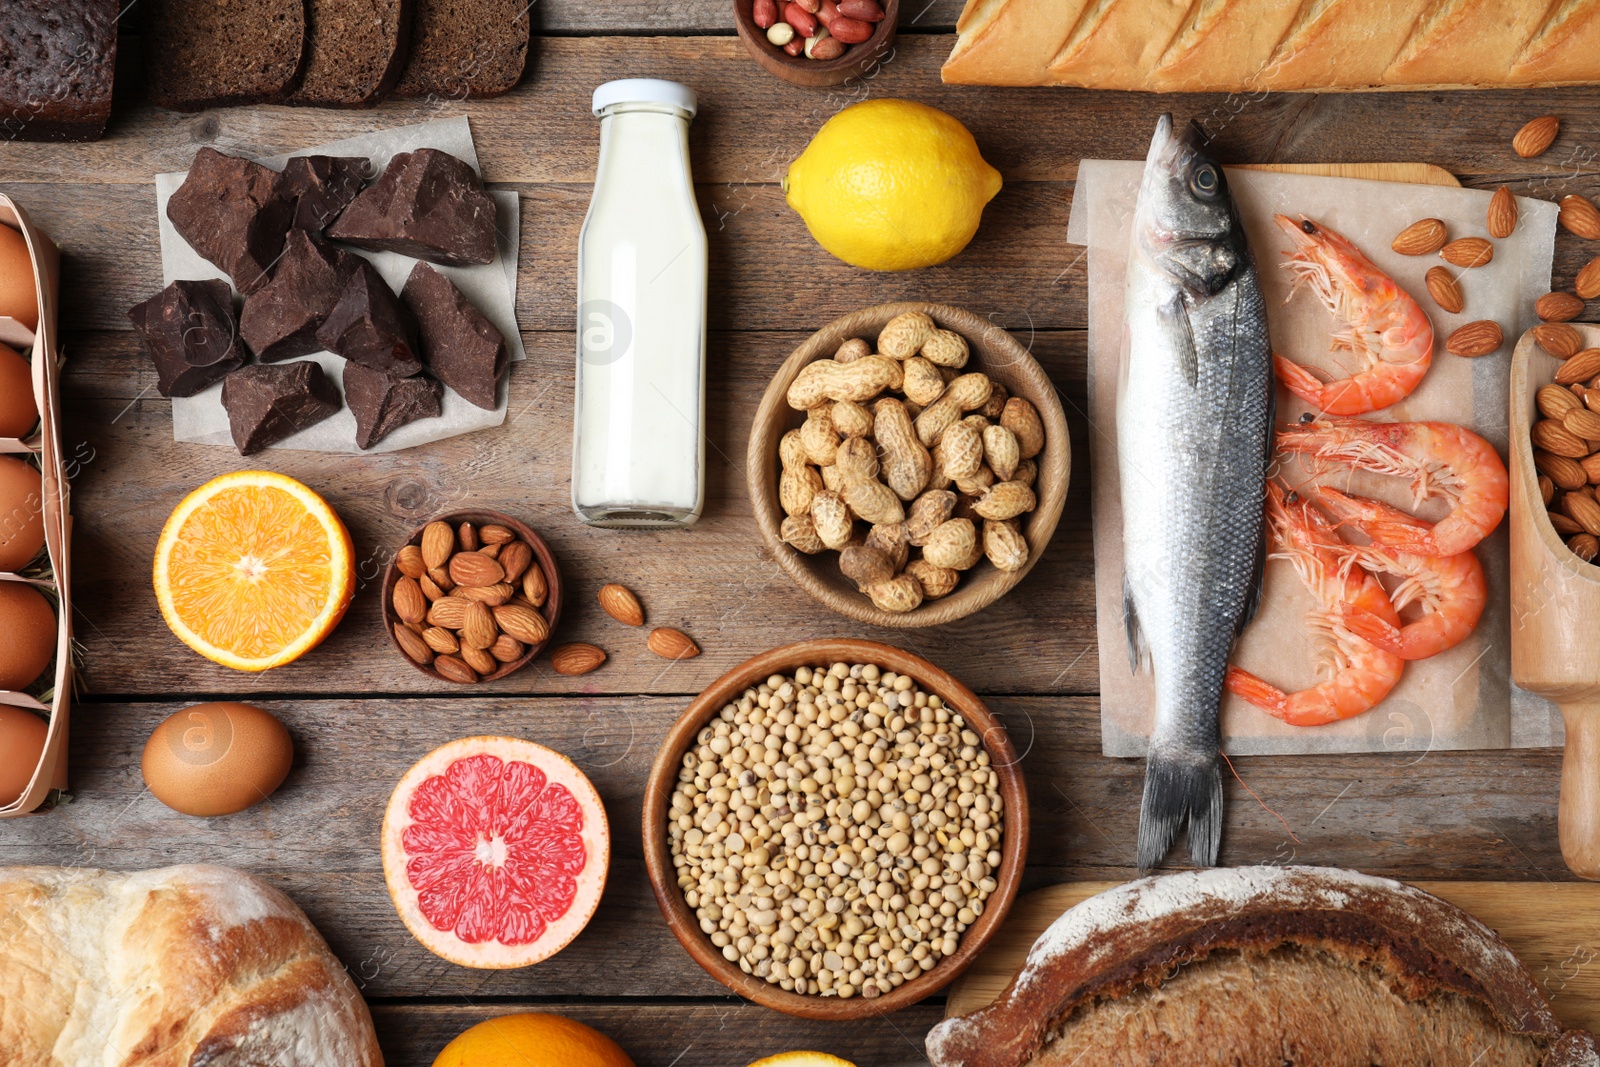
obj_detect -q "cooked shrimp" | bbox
[1225,482,1404,727]
[1310,486,1487,661]
[1271,214,1434,416]
[1275,417,1508,557]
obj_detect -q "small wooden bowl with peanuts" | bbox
[748,302,1070,628]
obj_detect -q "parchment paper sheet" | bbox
[154,116,526,454]
[1068,162,1562,756]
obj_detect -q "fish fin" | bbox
[1122,575,1148,674]
[1137,749,1223,871]
[1158,292,1199,387]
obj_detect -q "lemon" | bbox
[744,1055,858,1067]
[784,99,1002,271]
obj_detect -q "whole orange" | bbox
[432,1013,633,1067]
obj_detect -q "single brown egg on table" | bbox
[0,580,54,690]
[0,344,35,437]
[0,455,44,571]
[142,701,294,817]
[0,226,37,332]
[0,705,46,806]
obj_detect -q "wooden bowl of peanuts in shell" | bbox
[748,302,1070,628]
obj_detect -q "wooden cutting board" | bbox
[1239,161,1460,187]
[945,881,1600,1035]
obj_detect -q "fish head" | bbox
[1134,115,1246,297]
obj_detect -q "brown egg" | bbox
[0,225,37,332]
[0,705,46,806]
[0,581,54,690]
[142,701,294,817]
[0,455,44,571]
[0,344,35,437]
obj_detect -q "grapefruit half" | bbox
[382,736,609,968]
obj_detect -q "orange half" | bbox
[153,471,353,672]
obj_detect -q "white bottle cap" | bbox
[591,79,698,118]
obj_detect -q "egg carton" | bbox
[0,194,71,818]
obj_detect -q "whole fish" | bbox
[1118,115,1273,870]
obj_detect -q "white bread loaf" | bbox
[943,0,1600,90]
[0,865,383,1067]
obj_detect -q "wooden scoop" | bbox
[1510,324,1600,880]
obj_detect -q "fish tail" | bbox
[1137,749,1223,871]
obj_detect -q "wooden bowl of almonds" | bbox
[748,302,1070,628]
[382,510,562,684]
[641,638,1028,1019]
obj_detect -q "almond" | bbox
[457,581,515,606]
[1535,323,1583,359]
[1567,407,1600,442]
[1541,474,1556,504]
[423,626,460,654]
[1565,491,1600,537]
[419,575,445,601]
[498,540,533,584]
[421,521,455,569]
[1537,450,1589,490]
[1391,218,1447,255]
[522,564,549,608]
[480,524,516,545]
[493,603,550,645]
[1585,454,1600,485]
[1514,115,1559,158]
[434,654,478,684]
[1486,186,1517,239]
[1439,237,1493,269]
[448,550,505,588]
[396,544,427,579]
[426,595,471,629]
[1424,267,1464,314]
[393,622,433,665]
[392,576,427,624]
[490,634,525,663]
[1444,320,1502,357]
[1537,291,1585,322]
[1534,418,1591,458]
[1539,383,1583,420]
[647,626,700,660]
[457,522,479,552]
[427,566,454,593]
[1562,194,1600,240]
[1551,510,1585,536]
[550,643,607,675]
[461,601,499,650]
[1571,533,1599,562]
[1578,257,1600,301]
[478,542,502,561]
[461,644,497,675]
[1556,348,1600,385]
[598,582,644,626]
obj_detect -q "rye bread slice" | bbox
[287,0,413,108]
[393,0,531,99]
[0,1,118,142]
[144,0,307,111]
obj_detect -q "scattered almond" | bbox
[1439,237,1493,269]
[1535,322,1583,359]
[550,643,608,675]
[647,626,700,660]
[1487,186,1518,239]
[1424,267,1463,314]
[1537,291,1585,322]
[1556,349,1600,385]
[1513,115,1560,158]
[598,583,645,626]
[1563,195,1600,240]
[1578,257,1600,301]
[421,521,454,569]
[1444,320,1503,357]
[1391,218,1447,255]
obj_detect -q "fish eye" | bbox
[1190,164,1219,197]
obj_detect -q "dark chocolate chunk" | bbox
[343,362,443,449]
[239,230,363,363]
[165,147,295,294]
[326,148,496,266]
[220,361,341,455]
[127,279,246,398]
[281,154,369,231]
[315,260,423,377]
[402,262,507,411]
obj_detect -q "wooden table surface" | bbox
[6,9,1600,1066]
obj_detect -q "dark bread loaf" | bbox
[0,1,117,142]
[287,0,413,108]
[143,0,307,111]
[393,0,531,99]
[927,866,1600,1067]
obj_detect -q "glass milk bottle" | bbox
[572,79,707,528]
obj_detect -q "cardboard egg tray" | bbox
[0,194,71,817]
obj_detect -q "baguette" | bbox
[943,0,1600,91]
